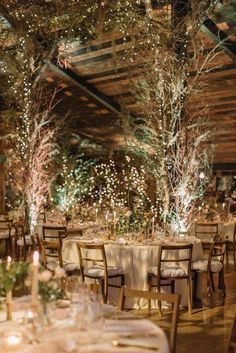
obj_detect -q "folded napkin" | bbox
[105,319,157,335]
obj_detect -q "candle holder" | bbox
[3,331,23,351]
[6,291,13,321]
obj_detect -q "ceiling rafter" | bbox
[201,17,236,63]
[46,62,129,119]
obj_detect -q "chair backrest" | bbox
[39,238,63,268]
[207,241,226,271]
[42,226,67,246]
[76,243,108,281]
[226,313,236,353]
[59,229,83,238]
[177,231,190,237]
[0,220,12,231]
[195,223,218,241]
[15,223,28,242]
[37,212,46,223]
[118,287,180,353]
[158,243,193,277]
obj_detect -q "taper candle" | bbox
[31,251,39,309]
[6,256,12,320]
[152,217,155,236]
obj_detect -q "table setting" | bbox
[62,234,203,308]
[0,272,169,353]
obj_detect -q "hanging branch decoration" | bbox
[0,0,221,234]
[116,0,219,234]
[24,88,60,231]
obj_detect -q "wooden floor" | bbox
[132,260,236,353]
[175,263,235,353]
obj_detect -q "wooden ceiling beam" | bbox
[47,62,128,118]
[201,17,236,63]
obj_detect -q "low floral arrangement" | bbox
[0,261,65,304]
[0,261,29,297]
[37,267,65,303]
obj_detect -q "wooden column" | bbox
[0,141,6,214]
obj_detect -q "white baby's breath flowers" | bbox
[38,270,52,282]
[54,266,66,279]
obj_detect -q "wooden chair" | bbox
[195,223,219,248]
[177,231,190,237]
[14,223,33,261]
[118,287,180,353]
[42,225,67,247]
[77,243,125,303]
[226,313,236,353]
[39,237,79,275]
[192,241,226,304]
[0,219,13,257]
[37,212,46,223]
[148,243,193,315]
[225,224,236,266]
[58,229,83,238]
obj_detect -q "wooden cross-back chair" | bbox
[148,243,193,315]
[77,243,125,303]
[195,223,219,248]
[0,219,13,257]
[39,236,79,275]
[58,229,83,239]
[225,223,236,266]
[118,287,180,353]
[42,225,67,247]
[40,238,64,269]
[226,313,236,353]
[37,212,46,223]
[14,223,33,261]
[192,241,226,305]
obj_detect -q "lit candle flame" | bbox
[33,251,39,265]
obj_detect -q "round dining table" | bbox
[0,305,169,353]
[62,236,203,308]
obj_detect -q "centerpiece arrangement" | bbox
[0,253,65,322]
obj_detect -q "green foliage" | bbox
[53,150,96,212]
[116,208,149,234]
[38,277,63,304]
[0,262,29,296]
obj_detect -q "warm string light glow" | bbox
[54,151,95,215]
[0,0,219,234]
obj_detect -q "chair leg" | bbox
[16,246,20,262]
[101,279,108,303]
[233,247,236,268]
[147,274,152,312]
[121,274,125,287]
[210,272,215,292]
[193,271,198,302]
[23,247,27,262]
[207,274,213,307]
[187,278,192,315]
[218,269,226,298]
[5,239,8,257]
[157,284,162,318]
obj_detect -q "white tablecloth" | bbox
[62,238,203,308]
[0,314,169,353]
